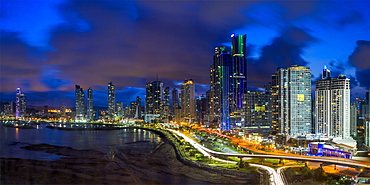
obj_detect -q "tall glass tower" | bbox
[75,85,85,120]
[209,34,247,131]
[273,65,312,135]
[87,88,93,120]
[108,82,115,118]
[180,79,196,122]
[145,81,163,115]
[15,88,26,118]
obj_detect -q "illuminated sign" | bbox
[298,94,305,101]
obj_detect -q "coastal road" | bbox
[168,129,284,185]
[169,129,370,170]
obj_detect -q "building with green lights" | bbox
[209,34,247,131]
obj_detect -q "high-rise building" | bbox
[350,102,358,137]
[209,34,247,131]
[4,102,14,116]
[75,85,85,120]
[272,65,312,135]
[243,91,272,131]
[230,34,247,113]
[15,88,26,118]
[364,89,370,148]
[196,95,207,125]
[171,88,180,119]
[135,96,142,119]
[209,46,230,128]
[315,66,350,139]
[128,101,138,118]
[145,81,163,115]
[87,88,94,120]
[180,79,196,122]
[116,102,123,117]
[161,87,170,121]
[108,82,115,118]
[172,88,179,108]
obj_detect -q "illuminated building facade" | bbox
[15,88,26,118]
[209,34,247,131]
[75,85,85,120]
[145,81,163,115]
[171,88,179,118]
[135,96,142,119]
[243,91,272,131]
[116,102,123,117]
[87,88,94,120]
[350,102,358,137]
[108,82,115,118]
[315,66,350,139]
[161,87,170,121]
[180,79,196,122]
[364,90,370,148]
[209,46,229,125]
[273,65,312,135]
[196,95,207,124]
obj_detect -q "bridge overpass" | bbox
[169,129,370,170]
[168,129,370,185]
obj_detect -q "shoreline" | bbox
[1,126,261,184]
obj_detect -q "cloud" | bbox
[348,40,370,89]
[247,27,317,88]
[349,40,370,70]
[355,69,370,89]
[0,31,46,92]
[1,0,369,106]
[0,0,66,47]
[42,0,259,90]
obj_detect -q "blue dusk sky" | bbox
[0,0,369,107]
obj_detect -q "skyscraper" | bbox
[180,79,196,122]
[108,82,115,118]
[87,88,94,120]
[243,91,272,130]
[272,65,312,135]
[171,88,180,119]
[315,67,350,139]
[75,85,85,120]
[161,87,170,121]
[135,96,142,119]
[116,101,123,117]
[196,95,207,124]
[145,81,163,115]
[15,88,26,118]
[209,34,247,131]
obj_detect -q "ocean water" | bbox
[0,123,162,161]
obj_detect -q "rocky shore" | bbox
[1,143,137,184]
[1,128,260,184]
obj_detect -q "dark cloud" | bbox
[0,31,45,92]
[247,27,317,88]
[348,40,370,89]
[349,40,370,70]
[1,0,369,106]
[356,69,370,89]
[44,0,256,90]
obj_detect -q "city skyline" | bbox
[1,0,370,107]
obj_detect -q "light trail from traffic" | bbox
[169,129,284,185]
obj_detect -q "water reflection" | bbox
[15,128,19,140]
[0,122,162,161]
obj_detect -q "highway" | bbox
[169,129,284,185]
[171,129,370,169]
[168,129,370,185]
